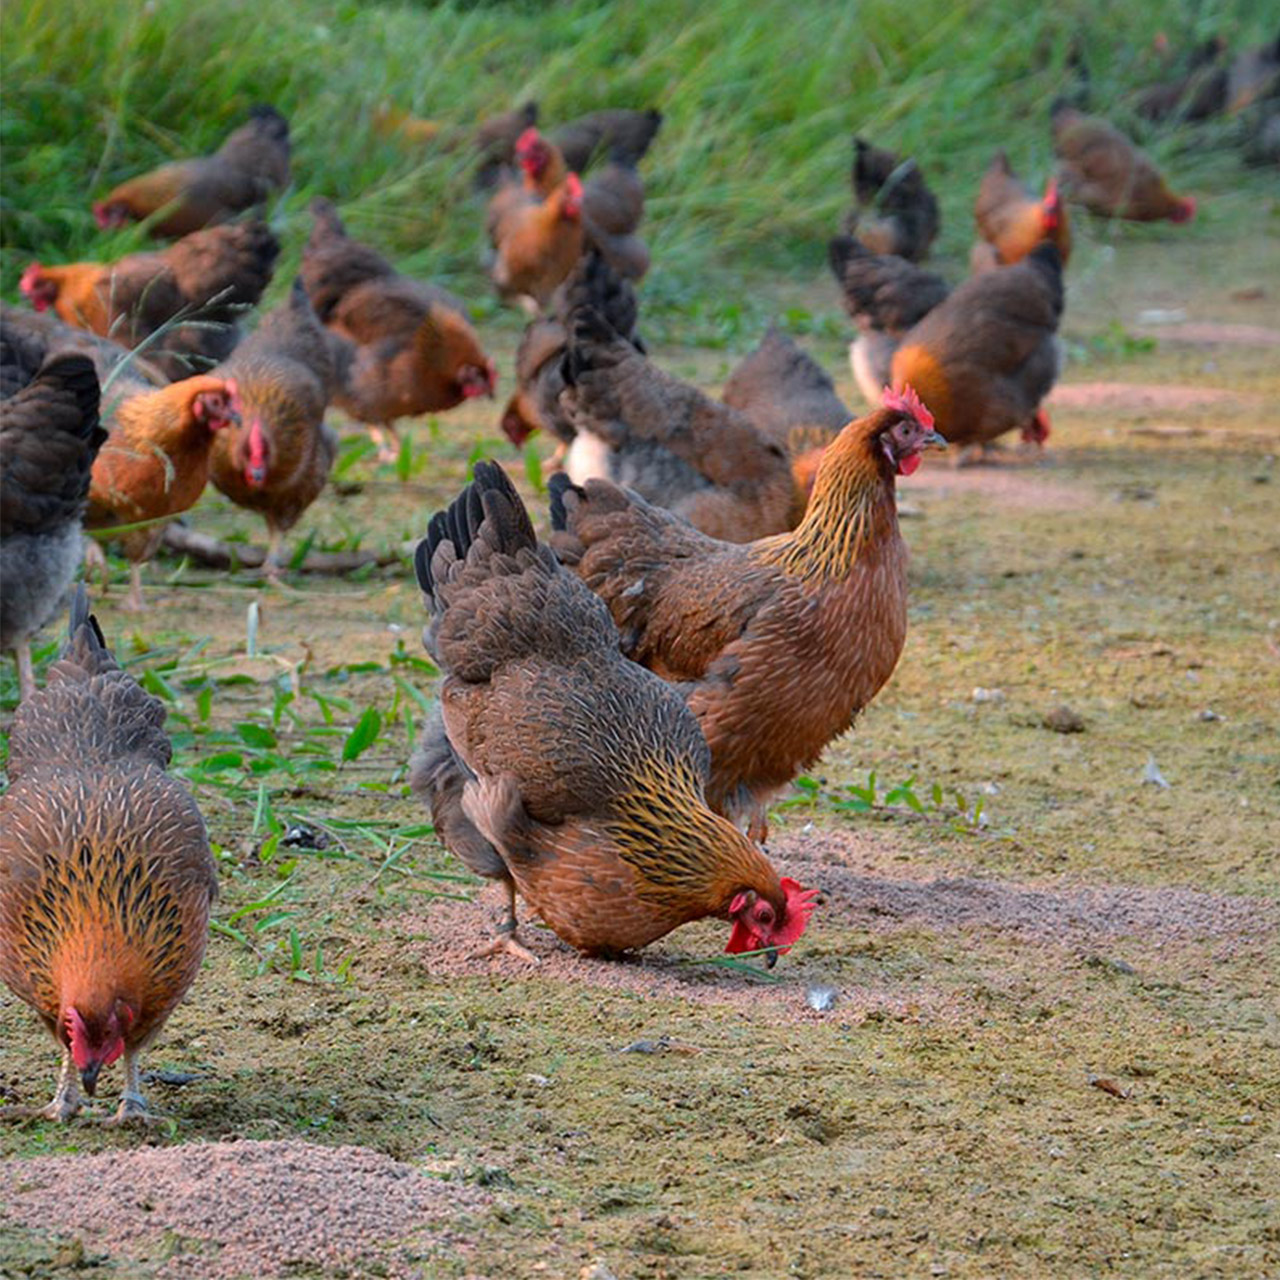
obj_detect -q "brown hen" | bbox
[972,151,1071,270]
[301,198,495,459]
[0,588,216,1123]
[93,106,290,238]
[1051,104,1197,222]
[549,388,946,840]
[19,221,279,380]
[891,242,1064,456]
[410,462,816,964]
[87,373,241,609]
[210,280,339,575]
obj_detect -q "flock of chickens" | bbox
[1,29,1277,1124]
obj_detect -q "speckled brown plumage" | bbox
[550,403,941,837]
[210,280,338,565]
[410,462,802,959]
[0,590,216,1121]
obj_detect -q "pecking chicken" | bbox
[558,258,794,542]
[93,106,291,238]
[301,198,496,459]
[1,352,106,702]
[1051,103,1197,222]
[86,372,241,609]
[891,242,1064,457]
[971,151,1071,271]
[827,234,950,406]
[0,587,216,1123]
[721,326,853,525]
[844,137,941,263]
[20,222,280,381]
[209,280,339,576]
[549,386,946,842]
[500,253,644,451]
[410,461,817,963]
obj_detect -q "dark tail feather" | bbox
[62,585,112,674]
[547,470,583,533]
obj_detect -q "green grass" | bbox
[2,0,1275,336]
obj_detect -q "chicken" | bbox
[511,129,649,283]
[372,101,443,145]
[93,106,291,238]
[0,588,216,1123]
[86,373,242,609]
[548,386,946,841]
[972,151,1071,270]
[1135,36,1228,122]
[19,222,280,381]
[487,171,586,313]
[827,234,950,406]
[301,198,496,459]
[499,254,644,451]
[844,137,941,262]
[551,107,664,171]
[209,281,338,575]
[1,353,106,702]
[558,262,794,542]
[721,327,853,525]
[410,460,816,963]
[891,242,1064,457]
[1050,104,1197,222]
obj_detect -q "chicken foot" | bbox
[369,423,401,465]
[0,1050,84,1123]
[99,1050,158,1127]
[471,880,540,964]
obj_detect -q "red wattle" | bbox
[898,452,922,477]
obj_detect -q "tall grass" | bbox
[1,0,1272,323]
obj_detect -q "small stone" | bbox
[1142,755,1172,789]
[972,687,1006,704]
[1043,705,1085,733]
[1197,709,1222,722]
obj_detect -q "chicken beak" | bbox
[80,1060,103,1097]
[764,947,780,970]
[922,429,947,450]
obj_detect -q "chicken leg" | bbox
[122,563,148,612]
[0,1049,83,1123]
[101,1049,156,1127]
[470,880,540,964]
[370,422,401,464]
[14,640,36,705]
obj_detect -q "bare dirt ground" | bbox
[1,215,1278,1279]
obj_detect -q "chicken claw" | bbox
[470,928,541,965]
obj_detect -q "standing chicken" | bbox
[487,169,587,313]
[558,266,794,542]
[209,280,339,575]
[411,461,817,963]
[93,106,291,238]
[0,589,216,1123]
[1051,104,1197,223]
[827,235,950,406]
[972,151,1071,270]
[891,242,1064,456]
[19,222,280,380]
[844,137,941,262]
[551,107,664,171]
[87,373,242,609]
[549,387,946,841]
[1,353,106,702]
[301,198,495,460]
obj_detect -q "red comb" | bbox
[882,384,934,430]
[515,126,542,156]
